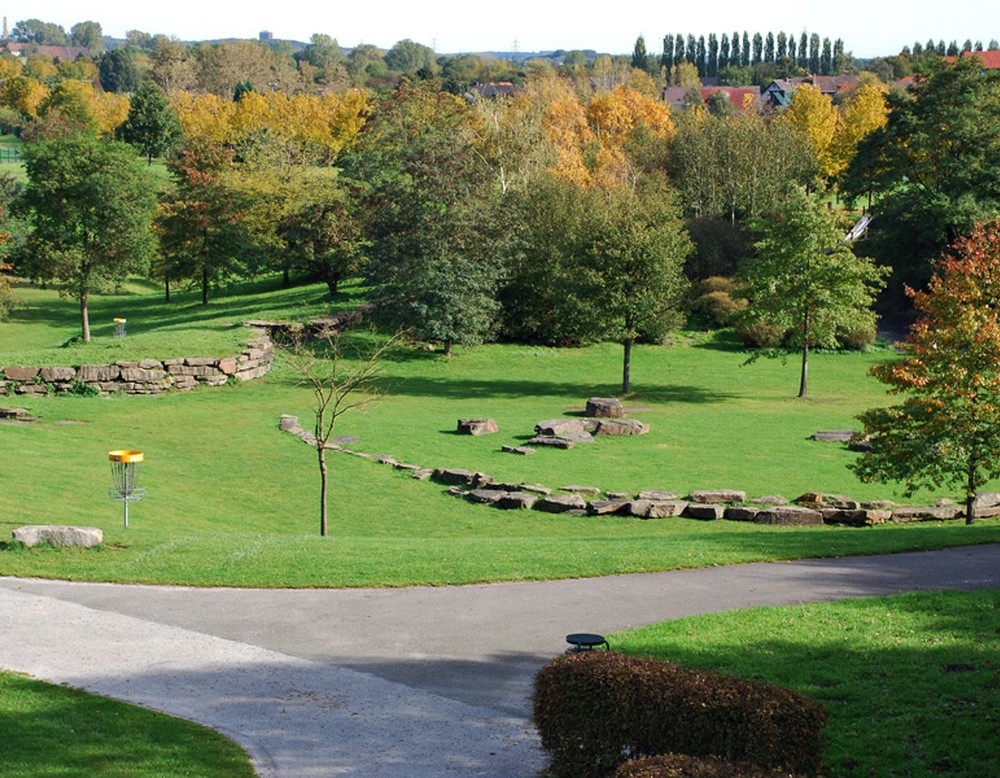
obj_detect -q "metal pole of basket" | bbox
[108,450,145,527]
[113,318,127,346]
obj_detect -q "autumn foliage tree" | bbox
[852,220,1000,524]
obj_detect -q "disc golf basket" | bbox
[113,318,127,346]
[108,450,145,527]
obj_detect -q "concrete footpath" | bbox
[1,544,999,777]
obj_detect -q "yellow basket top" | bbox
[113,318,127,323]
[109,450,143,463]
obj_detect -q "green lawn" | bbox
[612,589,1000,778]
[2,277,999,587]
[0,672,257,778]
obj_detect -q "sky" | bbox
[8,0,1000,59]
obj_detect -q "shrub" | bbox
[734,319,788,348]
[836,325,876,350]
[614,753,802,778]
[533,652,826,778]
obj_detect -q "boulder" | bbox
[754,506,824,526]
[535,494,588,513]
[688,489,746,504]
[501,445,536,456]
[594,419,649,436]
[684,504,725,520]
[457,418,498,436]
[585,397,624,418]
[279,414,301,432]
[13,525,103,548]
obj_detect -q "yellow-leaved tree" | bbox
[781,83,839,179]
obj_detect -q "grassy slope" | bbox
[2,278,999,587]
[0,672,257,778]
[612,589,1000,778]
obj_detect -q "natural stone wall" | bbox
[0,328,273,397]
[278,413,988,526]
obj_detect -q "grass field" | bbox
[2,277,999,587]
[613,589,1000,778]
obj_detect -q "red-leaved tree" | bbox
[852,219,1000,523]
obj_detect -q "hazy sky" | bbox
[9,0,1000,58]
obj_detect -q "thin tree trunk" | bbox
[965,458,978,525]
[80,289,91,343]
[202,266,209,305]
[319,447,329,536]
[622,337,633,394]
[165,275,170,303]
[798,310,810,399]
[444,339,453,358]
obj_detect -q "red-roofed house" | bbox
[663,86,762,112]
[960,49,1000,70]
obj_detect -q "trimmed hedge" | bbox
[532,652,826,778]
[613,753,802,778]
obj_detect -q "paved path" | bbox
[2,545,999,777]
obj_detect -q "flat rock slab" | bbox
[725,506,761,521]
[13,525,103,548]
[432,468,494,488]
[754,506,824,526]
[684,504,725,520]
[559,485,602,495]
[810,430,859,443]
[526,436,575,449]
[688,489,746,504]
[501,445,536,456]
[534,494,587,513]
[534,419,591,436]
[890,505,963,523]
[588,500,631,516]
[631,500,688,519]
[822,509,892,527]
[637,490,680,501]
[495,492,537,510]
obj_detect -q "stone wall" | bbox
[1,328,273,397]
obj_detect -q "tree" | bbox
[99,49,140,94]
[737,187,888,398]
[70,21,103,52]
[780,83,839,179]
[842,56,1000,299]
[852,220,1000,524]
[16,136,158,342]
[384,39,437,76]
[157,143,263,304]
[631,36,648,72]
[347,83,505,355]
[11,19,66,45]
[117,80,183,164]
[587,180,691,393]
[284,332,393,537]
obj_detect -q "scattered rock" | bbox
[822,509,891,526]
[519,483,553,495]
[466,489,505,505]
[376,456,399,466]
[432,468,494,488]
[446,486,469,497]
[810,430,858,443]
[754,506,824,526]
[594,419,649,436]
[585,397,624,418]
[393,463,421,471]
[526,436,576,449]
[13,525,103,548]
[535,494,588,513]
[604,491,631,499]
[457,418,498,436]
[3,365,40,381]
[862,500,895,511]
[534,419,589,436]
[688,489,746,504]
[501,445,536,456]
[278,414,300,431]
[412,469,433,480]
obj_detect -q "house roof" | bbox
[2,42,90,59]
[960,49,1000,69]
[662,86,762,112]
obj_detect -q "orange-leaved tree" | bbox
[853,219,1000,523]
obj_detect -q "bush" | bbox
[614,753,802,778]
[836,325,877,350]
[533,652,826,778]
[734,319,788,348]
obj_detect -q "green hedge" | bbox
[613,753,802,778]
[532,652,826,778]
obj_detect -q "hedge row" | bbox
[614,753,802,778]
[532,652,826,778]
